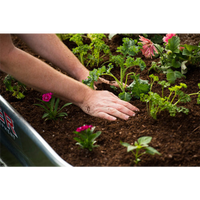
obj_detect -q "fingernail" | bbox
[111,117,117,121]
[133,113,135,117]
[125,115,129,120]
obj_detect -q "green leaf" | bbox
[58,103,72,112]
[76,132,88,141]
[110,55,124,68]
[16,92,25,99]
[57,112,68,117]
[73,137,83,144]
[50,96,55,111]
[54,98,60,113]
[166,36,180,53]
[151,35,163,44]
[181,60,188,74]
[138,136,152,145]
[118,92,132,101]
[197,94,200,104]
[42,113,50,119]
[182,48,191,56]
[82,66,108,89]
[149,74,159,82]
[117,38,140,57]
[34,104,50,113]
[124,56,136,68]
[171,59,181,69]
[120,141,130,147]
[88,131,101,142]
[92,144,100,148]
[127,145,137,152]
[158,80,170,88]
[166,69,185,83]
[120,141,137,152]
[128,74,150,99]
[133,57,146,71]
[184,44,198,52]
[145,146,161,155]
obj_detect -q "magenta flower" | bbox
[42,93,53,102]
[139,35,158,59]
[76,125,93,132]
[163,33,176,44]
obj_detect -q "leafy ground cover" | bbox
[1,34,200,166]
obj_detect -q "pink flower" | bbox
[163,33,176,44]
[139,35,158,59]
[76,125,93,132]
[42,93,53,102]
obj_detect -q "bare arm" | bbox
[0,34,91,104]
[15,34,120,88]
[15,34,90,82]
[0,34,139,121]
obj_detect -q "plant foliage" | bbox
[83,37,149,101]
[121,136,160,165]
[3,75,27,99]
[140,75,200,119]
[73,126,101,151]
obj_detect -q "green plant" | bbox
[83,38,149,101]
[70,34,91,65]
[34,93,72,121]
[87,31,105,40]
[140,74,200,119]
[56,34,74,41]
[69,33,111,68]
[120,136,160,165]
[149,34,200,83]
[127,73,150,99]
[83,63,149,101]
[3,75,27,99]
[73,125,101,151]
[86,33,111,67]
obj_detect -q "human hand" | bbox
[94,77,127,89]
[80,90,139,121]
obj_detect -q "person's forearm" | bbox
[0,44,92,106]
[15,34,90,81]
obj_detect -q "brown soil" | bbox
[1,34,200,166]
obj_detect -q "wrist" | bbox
[74,84,94,108]
[75,67,90,82]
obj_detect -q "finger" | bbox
[109,81,120,87]
[95,78,120,87]
[98,77,110,84]
[109,92,140,112]
[106,107,131,120]
[119,100,140,112]
[97,112,117,121]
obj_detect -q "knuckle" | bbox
[116,104,124,112]
[107,107,115,114]
[123,101,130,107]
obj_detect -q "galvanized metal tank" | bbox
[0,95,71,167]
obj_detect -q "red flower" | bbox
[139,35,158,59]
[179,46,185,51]
[76,125,93,132]
[42,93,53,102]
[163,33,176,44]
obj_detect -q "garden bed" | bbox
[1,34,200,166]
